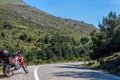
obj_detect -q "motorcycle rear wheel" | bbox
[3,65,13,77]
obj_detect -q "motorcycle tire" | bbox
[3,65,13,77]
[22,63,29,73]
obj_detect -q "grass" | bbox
[87,53,120,76]
[79,60,99,69]
[0,66,3,75]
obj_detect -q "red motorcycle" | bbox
[0,50,29,77]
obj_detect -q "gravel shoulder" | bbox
[0,66,36,80]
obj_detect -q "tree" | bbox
[111,25,120,52]
[90,11,120,60]
[80,37,89,44]
[90,31,110,59]
[98,11,119,37]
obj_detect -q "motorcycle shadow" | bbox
[13,72,24,75]
[0,74,6,79]
[0,72,24,79]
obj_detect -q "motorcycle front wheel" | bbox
[3,65,13,77]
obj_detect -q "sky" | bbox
[23,0,120,27]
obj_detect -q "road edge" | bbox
[96,71,120,80]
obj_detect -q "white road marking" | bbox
[34,66,40,80]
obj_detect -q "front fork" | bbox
[20,56,27,68]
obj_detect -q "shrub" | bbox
[19,34,27,41]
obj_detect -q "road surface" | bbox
[0,62,120,80]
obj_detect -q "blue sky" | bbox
[23,0,120,27]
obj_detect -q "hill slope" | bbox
[0,0,96,34]
[0,0,26,5]
[0,0,97,63]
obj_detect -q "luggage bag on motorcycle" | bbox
[0,50,9,60]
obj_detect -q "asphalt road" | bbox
[0,62,120,80]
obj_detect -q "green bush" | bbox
[33,59,43,64]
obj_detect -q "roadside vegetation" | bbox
[88,11,120,75]
[0,20,91,64]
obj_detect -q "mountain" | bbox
[0,0,97,63]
